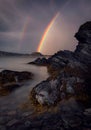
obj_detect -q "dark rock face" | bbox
[75,21,91,44]
[0,22,91,130]
[18,22,91,130]
[28,57,48,66]
[0,98,91,130]
[74,22,91,65]
[31,77,61,105]
[0,70,33,96]
[48,50,75,69]
[30,22,91,107]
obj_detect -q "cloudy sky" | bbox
[0,0,91,55]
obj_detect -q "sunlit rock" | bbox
[36,91,49,105]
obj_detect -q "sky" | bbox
[0,0,91,55]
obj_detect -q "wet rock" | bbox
[0,70,33,83]
[47,50,75,73]
[75,21,91,44]
[28,57,48,66]
[0,84,20,96]
[31,78,61,105]
[0,70,33,96]
[47,22,91,75]
[75,21,91,65]
[30,67,87,106]
[0,21,91,130]
[30,22,91,106]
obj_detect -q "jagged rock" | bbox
[31,67,87,105]
[47,22,91,73]
[75,21,91,65]
[4,21,90,130]
[75,21,91,44]
[30,22,91,106]
[47,50,76,72]
[28,57,48,66]
[31,78,61,105]
[0,70,33,83]
[0,70,33,96]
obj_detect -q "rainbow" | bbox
[18,16,30,50]
[37,12,60,52]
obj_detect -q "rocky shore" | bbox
[0,70,33,96]
[0,22,91,130]
[29,22,91,129]
[0,97,91,130]
[30,21,91,105]
[28,57,48,66]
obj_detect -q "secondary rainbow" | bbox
[18,16,30,50]
[37,12,60,52]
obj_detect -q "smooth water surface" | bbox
[0,56,48,112]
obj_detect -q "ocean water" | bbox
[0,56,48,111]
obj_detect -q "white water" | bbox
[0,56,48,112]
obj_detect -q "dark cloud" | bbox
[0,0,91,54]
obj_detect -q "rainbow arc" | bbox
[37,12,60,52]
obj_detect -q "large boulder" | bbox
[75,21,91,44]
[28,57,48,66]
[75,21,91,65]
[31,78,61,105]
[30,22,91,107]
[47,50,76,72]
[0,70,33,96]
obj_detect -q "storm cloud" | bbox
[0,0,91,54]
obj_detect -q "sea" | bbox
[0,56,48,112]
